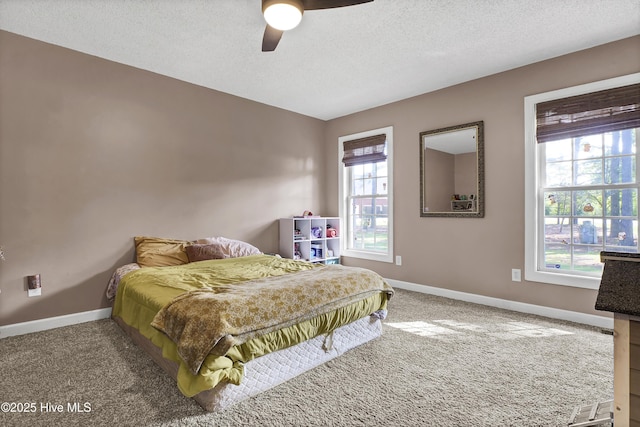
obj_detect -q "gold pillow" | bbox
[134,236,191,267]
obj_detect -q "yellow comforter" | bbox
[112,255,392,397]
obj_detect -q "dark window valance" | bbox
[342,134,387,167]
[536,83,640,143]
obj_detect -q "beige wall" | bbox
[423,148,454,212]
[0,31,326,325]
[325,35,640,316]
[1,30,638,327]
[455,152,477,198]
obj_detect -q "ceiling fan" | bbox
[261,0,374,52]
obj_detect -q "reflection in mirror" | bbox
[420,121,484,217]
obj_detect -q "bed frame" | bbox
[113,314,382,411]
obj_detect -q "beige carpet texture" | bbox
[0,289,613,427]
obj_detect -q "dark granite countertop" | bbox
[595,251,640,316]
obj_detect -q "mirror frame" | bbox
[419,121,484,218]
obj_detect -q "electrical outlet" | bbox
[395,255,402,266]
[511,269,522,282]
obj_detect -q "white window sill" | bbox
[524,270,601,290]
[342,249,393,263]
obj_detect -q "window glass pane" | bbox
[367,178,377,194]
[376,197,388,215]
[351,213,365,250]
[545,161,572,187]
[375,161,387,177]
[575,135,602,159]
[544,191,571,216]
[605,188,638,217]
[351,164,365,179]
[574,159,602,185]
[604,218,638,251]
[360,201,376,247]
[364,216,388,252]
[352,178,364,196]
[367,234,388,251]
[542,243,570,271]
[360,198,374,216]
[544,217,571,246]
[572,218,602,244]
[605,156,636,184]
[351,198,365,216]
[376,177,388,194]
[545,139,572,162]
[574,190,602,216]
[350,197,368,251]
[572,246,604,276]
[604,129,636,157]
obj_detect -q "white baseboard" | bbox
[0,280,613,338]
[386,279,613,330]
[0,307,112,339]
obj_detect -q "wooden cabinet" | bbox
[613,315,640,426]
[279,217,341,264]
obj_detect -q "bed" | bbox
[107,236,393,411]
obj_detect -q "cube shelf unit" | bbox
[451,199,476,212]
[279,217,341,264]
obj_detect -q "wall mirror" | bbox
[420,121,484,218]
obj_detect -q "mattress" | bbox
[114,314,382,412]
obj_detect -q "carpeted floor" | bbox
[0,288,613,427]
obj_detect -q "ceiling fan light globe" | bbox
[263,1,303,31]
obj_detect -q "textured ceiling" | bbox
[1,0,639,120]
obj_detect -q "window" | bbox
[525,74,640,289]
[338,126,393,263]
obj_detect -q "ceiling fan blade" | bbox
[262,25,284,52]
[302,0,373,10]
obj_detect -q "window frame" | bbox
[338,126,394,263]
[524,73,640,289]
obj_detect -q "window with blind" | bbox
[338,126,394,263]
[525,74,640,288]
